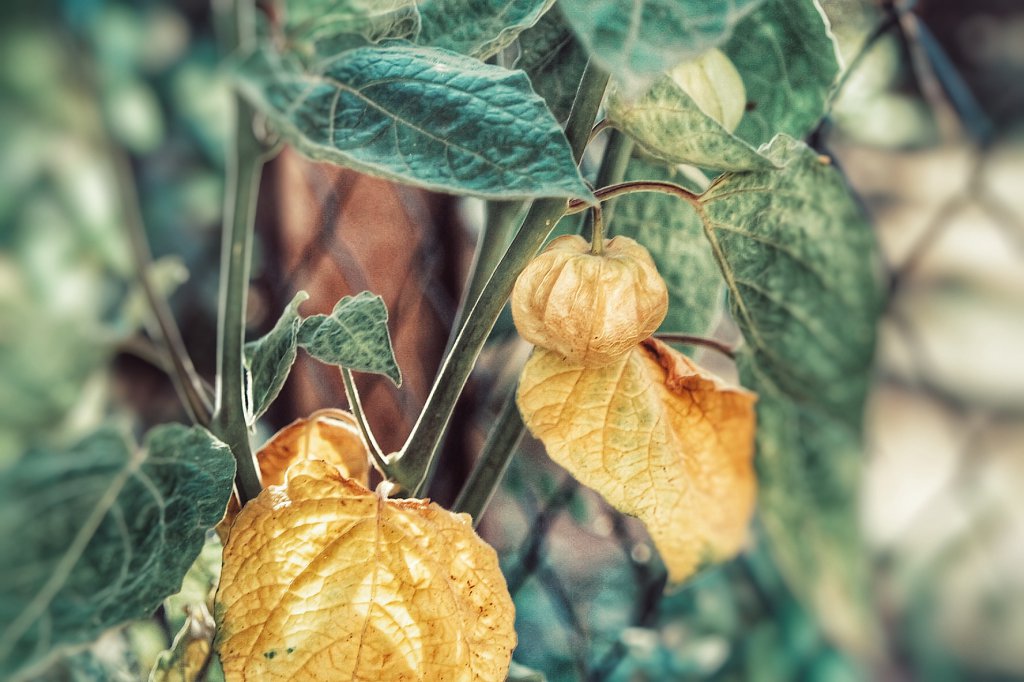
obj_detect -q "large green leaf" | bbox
[698,134,883,425]
[725,0,840,146]
[298,291,402,385]
[743,358,880,658]
[611,155,723,336]
[281,0,421,44]
[237,43,593,201]
[418,0,554,59]
[0,425,235,680]
[557,0,764,91]
[515,7,589,122]
[244,291,309,423]
[607,76,775,172]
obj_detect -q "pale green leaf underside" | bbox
[698,134,882,425]
[742,355,878,655]
[282,0,421,44]
[245,291,309,423]
[418,0,555,59]
[298,291,402,386]
[608,78,775,172]
[0,425,235,680]
[612,155,724,337]
[238,43,593,201]
[725,0,840,146]
[558,0,764,91]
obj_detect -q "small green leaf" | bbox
[698,134,883,425]
[0,425,235,679]
[418,0,554,59]
[515,8,589,122]
[298,291,402,385]
[607,76,775,172]
[558,0,764,91]
[237,43,593,201]
[611,155,723,336]
[742,357,880,657]
[282,0,421,44]
[244,291,309,423]
[725,0,841,146]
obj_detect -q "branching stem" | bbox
[568,180,702,216]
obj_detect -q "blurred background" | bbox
[1,0,1022,679]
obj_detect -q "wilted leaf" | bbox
[418,0,554,59]
[149,603,216,682]
[558,0,764,92]
[216,460,516,680]
[237,43,593,201]
[725,0,840,146]
[517,339,757,582]
[280,0,421,44]
[217,409,371,540]
[298,291,402,385]
[245,290,308,423]
[0,425,235,680]
[607,52,774,172]
[611,156,724,338]
[698,134,883,425]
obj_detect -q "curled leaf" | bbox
[215,460,516,681]
[217,409,371,540]
[517,339,757,582]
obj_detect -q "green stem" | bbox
[593,130,635,227]
[341,368,391,477]
[452,389,525,525]
[212,96,265,506]
[589,204,605,255]
[393,60,610,496]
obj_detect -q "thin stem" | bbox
[212,96,265,506]
[568,179,702,215]
[341,368,391,477]
[589,117,611,143]
[452,388,526,524]
[113,141,213,426]
[654,333,737,359]
[589,204,605,255]
[393,60,610,496]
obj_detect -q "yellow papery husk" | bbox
[217,409,371,541]
[517,338,757,583]
[215,460,516,682]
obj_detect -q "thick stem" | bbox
[393,60,610,495]
[212,96,264,506]
[452,389,525,524]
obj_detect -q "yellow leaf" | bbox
[517,338,757,582]
[218,409,371,541]
[215,460,516,681]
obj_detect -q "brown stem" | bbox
[653,333,736,359]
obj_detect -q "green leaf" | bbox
[557,0,764,91]
[743,359,880,658]
[244,291,309,423]
[725,0,840,146]
[607,76,775,172]
[237,43,593,202]
[698,134,883,425]
[298,291,402,385]
[515,7,589,122]
[611,155,723,336]
[282,0,421,44]
[0,425,235,680]
[418,0,554,60]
